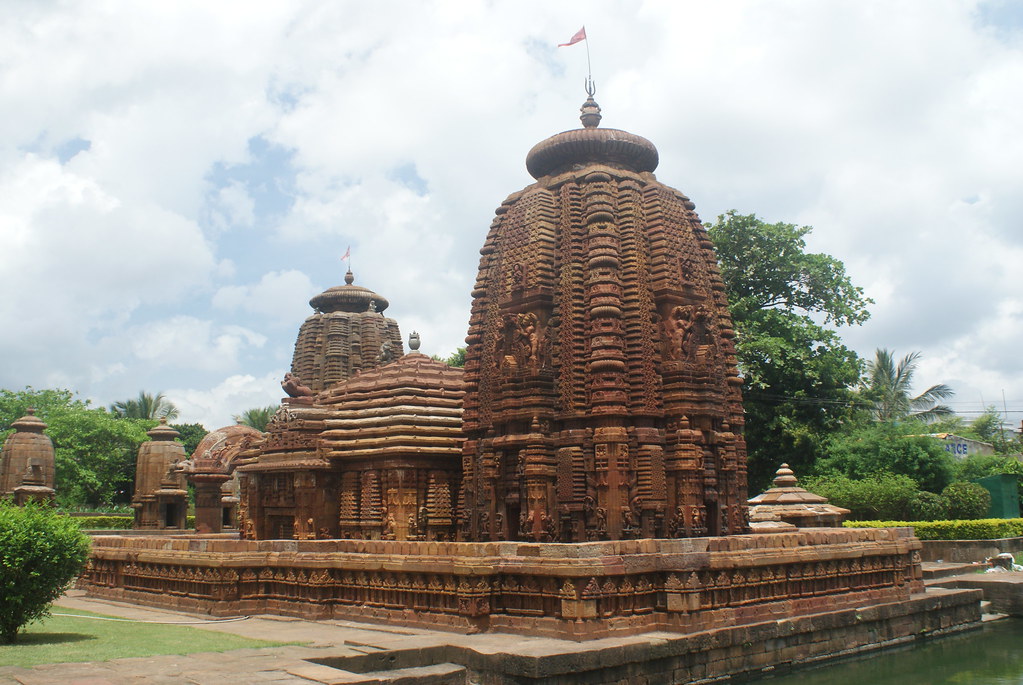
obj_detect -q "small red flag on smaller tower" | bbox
[559,26,586,47]
[341,246,350,262]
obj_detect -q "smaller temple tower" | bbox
[131,419,187,529]
[291,269,404,393]
[0,408,56,504]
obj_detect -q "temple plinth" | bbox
[460,100,748,542]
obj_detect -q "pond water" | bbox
[743,619,1023,685]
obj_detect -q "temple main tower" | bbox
[291,269,404,393]
[460,96,748,542]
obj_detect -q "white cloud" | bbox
[2,0,1023,426]
[170,372,285,431]
[212,269,317,324]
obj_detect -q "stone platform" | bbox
[80,527,933,640]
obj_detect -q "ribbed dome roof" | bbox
[309,270,390,313]
[525,96,658,179]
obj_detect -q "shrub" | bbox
[802,472,920,521]
[0,500,91,643]
[910,491,950,521]
[73,515,133,529]
[942,482,992,520]
[845,518,1023,540]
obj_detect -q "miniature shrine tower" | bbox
[290,269,404,393]
[131,419,187,529]
[0,409,56,504]
[460,95,748,542]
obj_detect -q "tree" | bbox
[48,410,152,507]
[109,391,179,421]
[862,349,954,423]
[232,405,278,432]
[171,422,209,457]
[816,421,955,494]
[0,500,91,643]
[432,347,466,367]
[445,347,466,368]
[707,211,871,491]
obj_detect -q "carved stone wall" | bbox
[78,527,926,639]
[461,102,746,542]
[237,351,464,542]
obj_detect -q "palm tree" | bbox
[232,405,279,432]
[109,391,180,421]
[863,349,954,423]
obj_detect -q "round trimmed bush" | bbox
[942,482,992,520]
[0,500,91,643]
[910,491,950,521]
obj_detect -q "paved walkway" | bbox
[0,591,625,685]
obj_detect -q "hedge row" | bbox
[72,515,197,529]
[845,518,1023,540]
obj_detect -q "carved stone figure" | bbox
[281,372,314,398]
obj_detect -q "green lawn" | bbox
[0,607,296,668]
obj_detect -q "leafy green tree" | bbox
[109,391,179,421]
[48,410,152,507]
[707,211,871,491]
[1,387,151,508]
[0,500,91,643]
[446,347,466,368]
[232,405,278,432]
[816,421,955,494]
[0,387,84,433]
[862,349,953,423]
[171,422,209,457]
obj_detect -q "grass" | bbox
[0,607,297,668]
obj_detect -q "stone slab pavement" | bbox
[0,590,636,685]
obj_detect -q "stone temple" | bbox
[461,95,747,543]
[79,96,980,680]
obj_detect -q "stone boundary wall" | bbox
[79,527,925,639]
[920,536,1023,563]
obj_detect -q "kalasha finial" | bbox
[344,270,355,285]
[409,331,421,352]
[580,78,601,128]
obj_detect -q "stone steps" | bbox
[288,661,467,685]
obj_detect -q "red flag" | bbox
[558,26,586,47]
[341,246,350,262]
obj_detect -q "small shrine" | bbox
[0,408,56,505]
[184,423,263,533]
[131,419,187,529]
[747,463,850,530]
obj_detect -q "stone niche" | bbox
[460,96,746,543]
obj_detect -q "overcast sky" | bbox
[2,1,1022,429]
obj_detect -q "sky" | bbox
[2,1,1022,430]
